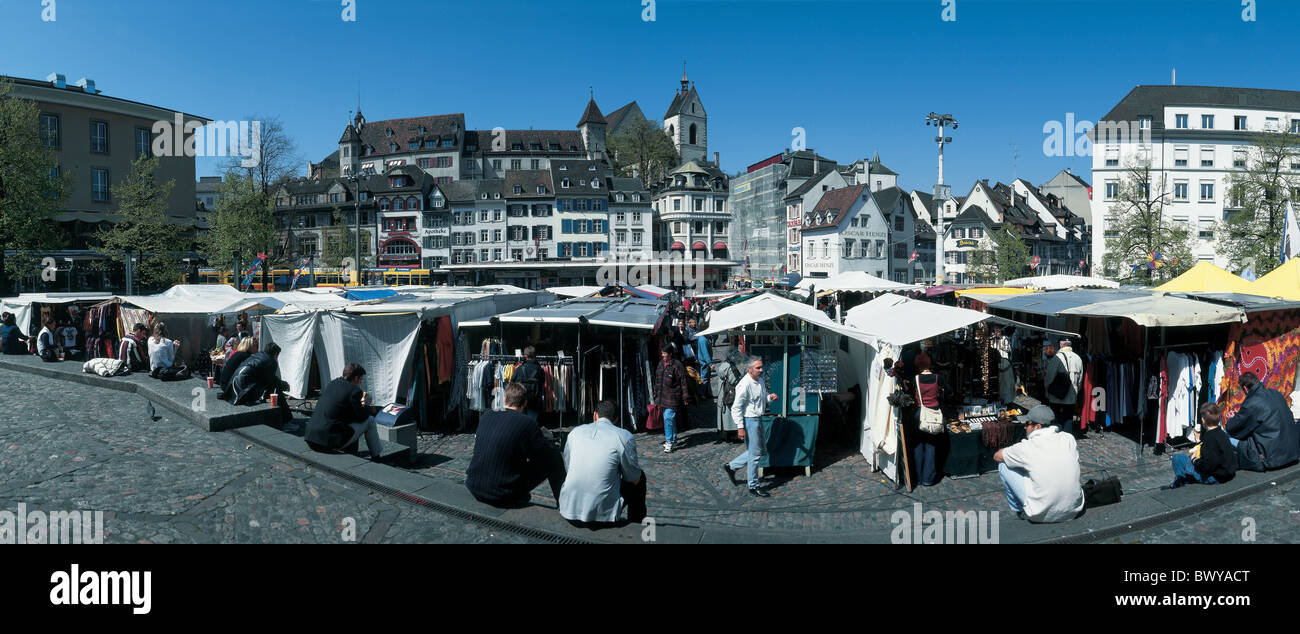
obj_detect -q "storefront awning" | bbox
[691,241,707,250]
[670,241,685,250]
[712,241,727,251]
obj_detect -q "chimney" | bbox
[714,151,720,166]
[75,77,96,94]
[46,73,66,89]
[814,158,820,175]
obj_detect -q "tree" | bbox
[321,206,374,270]
[0,79,68,290]
[967,225,1030,283]
[94,156,185,292]
[607,119,680,188]
[1219,120,1300,274]
[200,170,277,286]
[220,115,301,286]
[1101,158,1195,284]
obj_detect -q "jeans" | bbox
[914,433,940,486]
[728,417,767,489]
[1171,453,1217,484]
[663,408,678,444]
[998,463,1030,514]
[344,416,383,458]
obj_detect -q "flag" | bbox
[290,256,311,290]
[241,253,267,290]
[1241,266,1257,281]
[1282,200,1300,264]
[909,250,918,263]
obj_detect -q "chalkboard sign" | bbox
[801,349,838,393]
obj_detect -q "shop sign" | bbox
[956,239,978,249]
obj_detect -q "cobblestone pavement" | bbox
[414,400,1194,534]
[1104,478,1300,544]
[0,368,538,544]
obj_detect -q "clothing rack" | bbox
[470,353,574,364]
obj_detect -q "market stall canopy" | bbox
[620,284,673,299]
[461,296,668,331]
[1004,274,1119,290]
[983,288,1246,327]
[1167,292,1300,313]
[795,271,920,293]
[545,285,604,298]
[1154,261,1252,295]
[0,292,113,335]
[1242,258,1300,301]
[845,293,1075,347]
[954,287,1039,297]
[696,293,878,345]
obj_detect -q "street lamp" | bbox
[348,170,363,287]
[925,112,958,285]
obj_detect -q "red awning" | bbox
[712,241,727,251]
[670,241,685,250]
[691,241,707,250]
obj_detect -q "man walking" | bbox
[725,356,779,497]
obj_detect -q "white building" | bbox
[800,184,888,279]
[1091,85,1300,274]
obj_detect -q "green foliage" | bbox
[94,155,186,291]
[200,170,276,277]
[607,119,680,188]
[967,225,1030,283]
[1218,121,1300,275]
[0,79,68,283]
[1101,159,1195,284]
[321,206,373,269]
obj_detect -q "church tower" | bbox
[577,96,608,162]
[663,66,707,164]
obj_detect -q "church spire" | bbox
[681,61,689,95]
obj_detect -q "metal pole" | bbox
[619,327,625,431]
[354,174,361,287]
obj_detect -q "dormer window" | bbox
[536,185,545,194]
[419,126,426,134]
[549,143,561,150]
[562,178,571,188]
[494,193,501,199]
[530,143,542,151]
[386,129,393,137]
[592,180,600,189]
[616,193,625,202]
[513,185,523,194]
[512,143,523,151]
[579,180,586,186]
[481,193,488,200]
[632,194,641,202]
[390,143,398,152]
[588,164,596,171]
[560,164,567,170]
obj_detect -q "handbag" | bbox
[915,379,944,435]
[1047,368,1071,400]
[646,404,663,430]
[1083,473,1123,507]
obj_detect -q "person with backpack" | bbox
[511,346,545,422]
[1044,340,1083,435]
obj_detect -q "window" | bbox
[615,212,626,224]
[894,242,907,259]
[1174,182,1189,201]
[135,128,150,158]
[1105,181,1119,200]
[494,209,503,221]
[1292,120,1300,134]
[510,249,522,260]
[1200,181,1215,201]
[616,230,627,244]
[1266,117,1280,131]
[417,158,431,169]
[1175,114,1188,129]
[530,159,540,169]
[561,178,570,188]
[40,114,60,148]
[631,231,643,245]
[631,212,642,223]
[479,210,489,222]
[715,199,724,212]
[1202,114,1215,129]
[1234,115,1247,131]
[1199,221,1215,241]
[480,230,489,242]
[1104,146,1119,167]
[493,230,502,242]
[673,199,681,211]
[434,176,452,185]
[894,214,904,231]
[91,169,109,202]
[538,248,548,259]
[1201,147,1214,167]
[577,243,588,257]
[970,227,984,239]
[673,222,682,233]
[537,185,546,194]
[1138,116,1152,129]
[1233,147,1247,168]
[1174,146,1189,167]
[843,239,854,258]
[492,159,502,170]
[511,159,522,170]
[493,249,502,261]
[89,121,108,153]
[953,228,966,239]
[481,249,489,262]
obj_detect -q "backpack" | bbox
[721,362,741,408]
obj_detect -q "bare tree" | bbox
[220,115,302,282]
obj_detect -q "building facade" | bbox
[800,185,889,279]
[1090,85,1300,273]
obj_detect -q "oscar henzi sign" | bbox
[956,239,979,249]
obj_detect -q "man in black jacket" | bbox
[465,382,565,507]
[1164,402,1237,488]
[305,363,381,458]
[1226,372,1300,472]
[229,343,291,423]
[511,346,545,421]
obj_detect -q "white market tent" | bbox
[795,271,921,294]
[1,292,114,336]
[263,288,552,405]
[542,286,603,299]
[1003,274,1119,290]
[845,293,1076,348]
[696,293,878,343]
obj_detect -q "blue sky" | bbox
[2,0,1295,192]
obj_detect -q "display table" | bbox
[943,418,1026,478]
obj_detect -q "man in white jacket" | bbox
[725,357,779,497]
[1045,339,1084,435]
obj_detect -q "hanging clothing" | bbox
[1157,355,1171,443]
[1165,352,1201,439]
[436,316,454,384]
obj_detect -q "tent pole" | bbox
[782,319,790,418]
[619,327,625,431]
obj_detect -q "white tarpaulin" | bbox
[697,293,878,345]
[796,271,920,293]
[1004,274,1119,290]
[544,286,603,298]
[260,312,319,400]
[317,312,422,406]
[845,293,1075,347]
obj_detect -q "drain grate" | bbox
[229,429,595,545]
